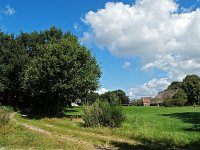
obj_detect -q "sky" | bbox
[1,0,200,99]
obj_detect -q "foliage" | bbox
[166,74,200,105]
[131,99,143,106]
[83,99,125,127]
[0,106,14,112]
[113,89,129,104]
[183,75,200,104]
[100,92,119,104]
[23,33,101,115]
[162,89,187,107]
[172,89,187,100]
[0,27,101,115]
[85,92,100,104]
[0,32,29,107]
[167,81,183,90]
[163,99,187,107]
[100,89,129,104]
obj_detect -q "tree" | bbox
[100,91,119,105]
[113,89,129,104]
[85,92,100,105]
[23,32,101,115]
[167,81,183,90]
[183,75,200,104]
[172,89,187,100]
[0,32,29,107]
[100,89,129,105]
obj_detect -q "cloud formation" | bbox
[129,78,170,98]
[95,88,109,94]
[3,5,16,16]
[74,22,82,32]
[122,61,131,69]
[83,0,200,97]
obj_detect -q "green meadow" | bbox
[0,106,200,149]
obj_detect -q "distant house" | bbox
[142,97,151,106]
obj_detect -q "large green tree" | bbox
[183,75,200,104]
[23,32,101,115]
[0,27,101,115]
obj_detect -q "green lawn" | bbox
[0,106,200,149]
[122,106,200,149]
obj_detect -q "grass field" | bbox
[0,106,200,149]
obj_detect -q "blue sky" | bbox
[1,0,200,98]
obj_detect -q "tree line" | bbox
[0,27,101,115]
[85,89,130,105]
[131,75,200,107]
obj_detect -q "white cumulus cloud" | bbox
[129,78,170,98]
[82,0,200,97]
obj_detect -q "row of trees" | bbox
[131,75,200,107]
[0,27,101,115]
[85,89,130,105]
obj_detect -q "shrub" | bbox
[82,99,125,127]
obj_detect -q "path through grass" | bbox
[0,106,200,149]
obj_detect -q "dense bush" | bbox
[82,100,125,127]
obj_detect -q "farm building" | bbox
[142,97,151,106]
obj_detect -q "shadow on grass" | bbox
[184,140,200,150]
[110,141,180,150]
[20,107,82,120]
[161,112,200,132]
[111,140,200,150]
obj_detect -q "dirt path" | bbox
[43,123,138,146]
[10,113,139,150]
[11,113,96,149]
